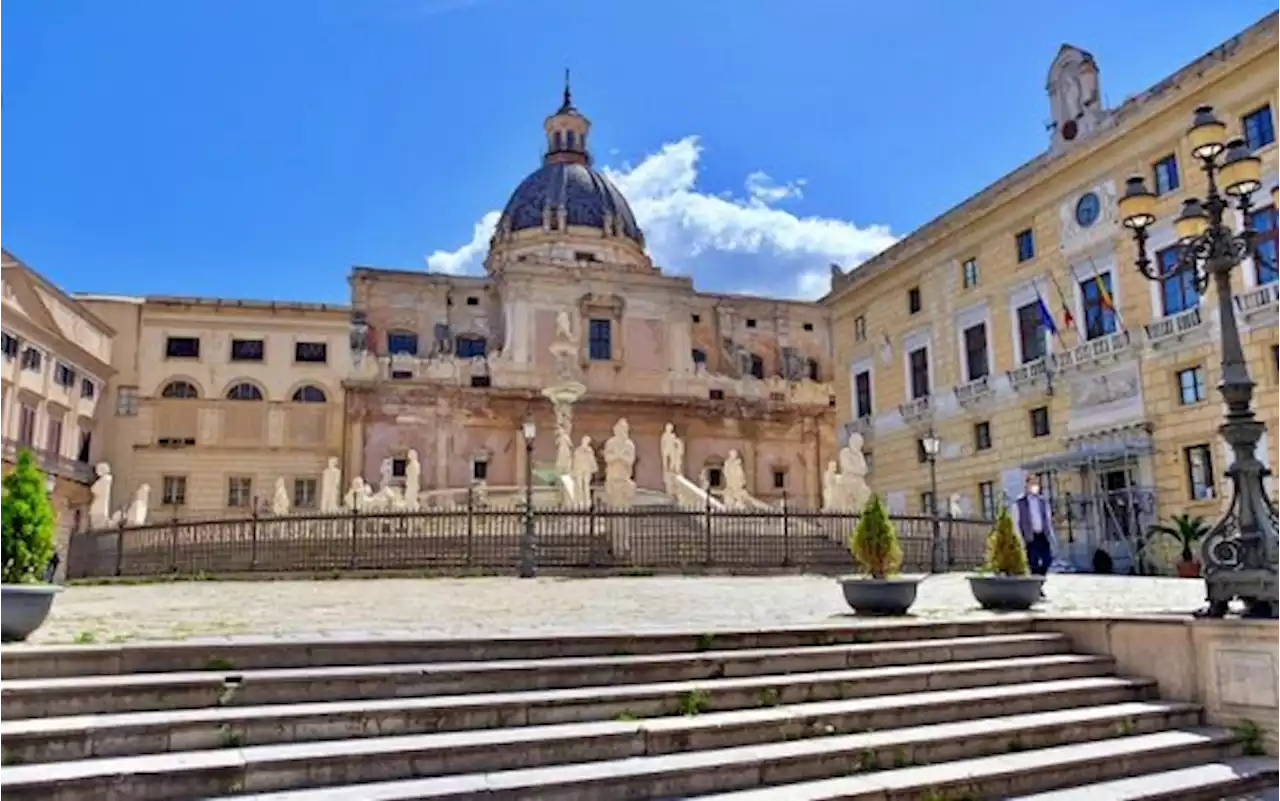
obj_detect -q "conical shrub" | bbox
[849,493,902,579]
[985,505,1029,576]
[2,450,57,584]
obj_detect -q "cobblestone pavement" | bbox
[27,573,1210,644]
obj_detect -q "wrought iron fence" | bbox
[65,503,994,580]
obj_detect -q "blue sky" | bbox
[4,0,1275,303]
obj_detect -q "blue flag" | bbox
[1036,296,1059,336]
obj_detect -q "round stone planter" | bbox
[1,583,62,642]
[838,577,920,616]
[967,575,1045,611]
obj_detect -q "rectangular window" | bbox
[472,460,489,481]
[1157,246,1199,315]
[916,439,929,464]
[1016,302,1046,364]
[230,338,265,362]
[227,476,253,508]
[1242,104,1275,151]
[1,332,18,360]
[162,476,187,506]
[974,421,992,451]
[165,336,200,359]
[962,323,989,381]
[17,405,36,446]
[745,318,758,328]
[20,347,42,371]
[709,388,725,400]
[1030,406,1050,438]
[1015,228,1035,263]
[469,375,492,388]
[853,316,867,342]
[772,469,787,490]
[456,337,487,359]
[1184,444,1216,500]
[802,322,814,332]
[294,341,328,363]
[854,370,873,418]
[907,287,922,314]
[77,430,92,463]
[293,478,318,508]
[54,362,76,388]
[390,370,413,380]
[588,318,612,361]
[465,296,480,306]
[979,481,996,520]
[80,377,96,399]
[1079,271,1117,341]
[962,258,979,289]
[908,346,930,400]
[1177,366,1206,405]
[391,458,407,478]
[387,331,419,355]
[1152,153,1180,195]
[1248,206,1277,286]
[45,416,63,455]
[116,386,139,416]
[707,467,724,489]
[921,492,935,516]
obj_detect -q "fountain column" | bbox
[542,311,587,476]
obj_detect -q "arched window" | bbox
[291,385,326,403]
[225,382,264,401]
[553,131,564,151]
[749,353,765,380]
[160,380,199,399]
[566,130,576,150]
[386,330,419,356]
[691,348,707,364]
[455,335,487,359]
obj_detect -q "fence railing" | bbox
[65,504,995,580]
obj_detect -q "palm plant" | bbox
[1148,514,1210,562]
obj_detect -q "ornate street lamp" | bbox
[922,428,943,572]
[520,418,538,579]
[1117,105,1278,619]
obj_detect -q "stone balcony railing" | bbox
[1050,330,1132,372]
[1233,281,1279,324]
[2,437,95,484]
[1007,357,1050,393]
[1144,305,1205,348]
[840,415,874,443]
[897,395,932,424]
[953,374,994,408]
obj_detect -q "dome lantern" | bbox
[543,70,591,167]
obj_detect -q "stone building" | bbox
[1,250,116,553]
[825,13,1279,572]
[345,86,836,506]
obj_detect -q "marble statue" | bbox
[404,450,422,512]
[272,478,290,516]
[378,458,394,492]
[723,449,748,510]
[320,457,342,513]
[555,310,577,344]
[948,493,963,519]
[125,484,150,527]
[659,423,684,495]
[90,462,114,528]
[571,436,597,506]
[836,433,872,510]
[821,460,840,512]
[556,427,574,476]
[345,477,369,511]
[602,418,637,509]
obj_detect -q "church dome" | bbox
[500,162,643,243]
[496,76,644,245]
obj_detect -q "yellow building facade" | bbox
[826,13,1279,573]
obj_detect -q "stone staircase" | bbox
[1,619,1273,800]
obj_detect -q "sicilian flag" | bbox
[1046,271,1077,332]
[1092,272,1116,312]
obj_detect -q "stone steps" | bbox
[0,620,1263,800]
[1007,757,1279,801]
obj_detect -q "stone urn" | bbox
[838,577,920,616]
[967,575,1045,612]
[1,584,62,642]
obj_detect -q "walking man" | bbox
[1015,475,1057,584]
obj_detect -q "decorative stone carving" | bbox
[826,433,871,511]
[125,485,150,527]
[90,462,114,528]
[272,478,290,516]
[602,418,637,509]
[948,493,963,519]
[722,449,748,510]
[555,423,574,476]
[404,449,421,511]
[379,458,394,492]
[345,477,370,511]
[1070,368,1141,408]
[659,423,685,495]
[822,460,841,512]
[571,436,597,506]
[320,457,342,513]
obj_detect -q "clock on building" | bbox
[1075,191,1101,228]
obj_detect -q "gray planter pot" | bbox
[838,577,920,616]
[1,583,62,642]
[968,575,1045,611]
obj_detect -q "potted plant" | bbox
[2,450,62,642]
[1148,514,1209,578]
[967,505,1044,611]
[838,494,920,616]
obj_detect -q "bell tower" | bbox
[543,70,591,167]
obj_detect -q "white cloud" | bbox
[425,135,896,299]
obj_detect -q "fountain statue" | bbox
[542,308,588,475]
[660,423,685,495]
[603,418,637,509]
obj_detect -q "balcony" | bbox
[1007,357,1049,393]
[2,438,95,484]
[1143,306,1207,350]
[954,374,994,408]
[1233,282,1278,326]
[897,395,932,424]
[841,414,874,442]
[1051,330,1132,372]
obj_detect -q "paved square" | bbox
[28,574,1209,644]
